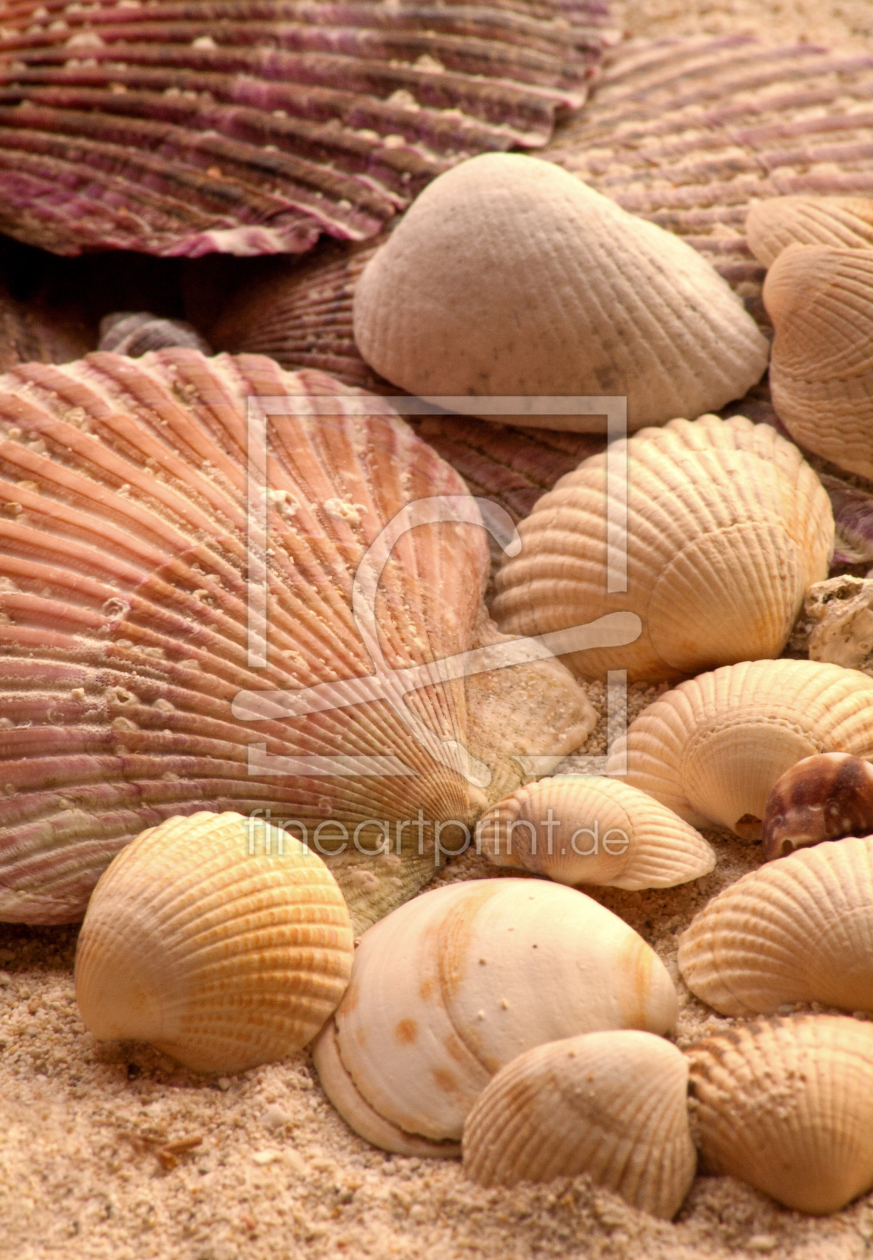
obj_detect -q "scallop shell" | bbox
[606,660,873,838]
[75,810,354,1073]
[761,753,873,861]
[747,196,873,267]
[689,1015,873,1214]
[98,311,212,357]
[492,415,833,684]
[312,878,679,1150]
[0,0,616,259]
[478,774,715,889]
[0,349,596,929]
[462,1029,696,1219]
[678,836,873,1015]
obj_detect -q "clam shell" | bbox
[0,0,615,258]
[492,414,833,683]
[678,836,873,1015]
[0,349,596,929]
[478,774,715,889]
[75,810,354,1073]
[762,753,873,861]
[313,878,679,1149]
[98,311,211,356]
[606,660,873,837]
[747,196,873,267]
[462,1029,696,1219]
[689,1015,873,1214]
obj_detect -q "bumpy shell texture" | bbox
[747,196,873,267]
[492,415,833,683]
[462,1029,696,1219]
[0,349,595,929]
[75,810,353,1073]
[0,0,615,258]
[762,753,873,860]
[689,1015,873,1215]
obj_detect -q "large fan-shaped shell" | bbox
[0,349,596,930]
[677,836,873,1016]
[313,878,678,1149]
[606,660,873,837]
[492,415,833,683]
[689,1015,873,1215]
[747,196,873,268]
[462,1029,695,1219]
[75,810,354,1072]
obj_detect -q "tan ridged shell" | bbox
[74,811,354,1073]
[689,1015,873,1215]
[0,349,596,930]
[677,836,873,1016]
[462,1030,696,1219]
[492,415,833,684]
[478,774,715,889]
[312,878,678,1150]
[352,154,769,432]
[747,196,873,268]
[765,244,873,482]
[762,753,873,861]
[606,660,873,838]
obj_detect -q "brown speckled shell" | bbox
[762,753,873,860]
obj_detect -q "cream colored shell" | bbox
[747,196,873,266]
[478,774,715,889]
[678,836,873,1015]
[463,1029,696,1219]
[606,659,873,838]
[492,415,833,683]
[352,154,769,433]
[313,878,678,1151]
[74,812,354,1073]
[689,1015,873,1215]
[765,244,873,482]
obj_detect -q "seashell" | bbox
[312,878,679,1150]
[747,196,873,267]
[492,414,833,683]
[75,810,354,1073]
[761,753,873,860]
[765,244,873,483]
[0,0,616,259]
[352,153,769,432]
[804,575,873,670]
[478,774,715,889]
[0,349,597,930]
[689,1014,873,1214]
[818,474,873,568]
[677,836,873,1015]
[98,311,211,357]
[606,659,873,838]
[462,1029,696,1219]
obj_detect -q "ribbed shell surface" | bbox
[747,196,873,267]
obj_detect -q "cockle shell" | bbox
[677,836,873,1015]
[75,811,354,1073]
[478,774,715,889]
[312,878,679,1151]
[689,1015,873,1214]
[98,311,211,357]
[606,660,873,838]
[462,1029,696,1219]
[804,576,873,670]
[0,0,615,259]
[492,415,833,683]
[765,244,873,483]
[747,196,873,267]
[761,753,873,860]
[0,349,596,930]
[352,153,769,432]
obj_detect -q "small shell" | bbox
[606,659,873,838]
[98,311,211,357]
[677,836,873,1015]
[689,1015,873,1215]
[74,811,354,1073]
[493,415,833,683]
[762,754,873,860]
[313,878,678,1150]
[804,576,873,670]
[462,1030,696,1219]
[478,775,715,890]
[747,196,873,267]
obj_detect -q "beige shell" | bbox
[765,244,873,482]
[478,774,715,889]
[606,659,873,839]
[492,415,833,684]
[677,836,873,1016]
[747,196,873,267]
[805,575,873,670]
[312,878,678,1151]
[689,1015,873,1215]
[352,154,769,433]
[74,811,354,1073]
[462,1029,696,1219]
